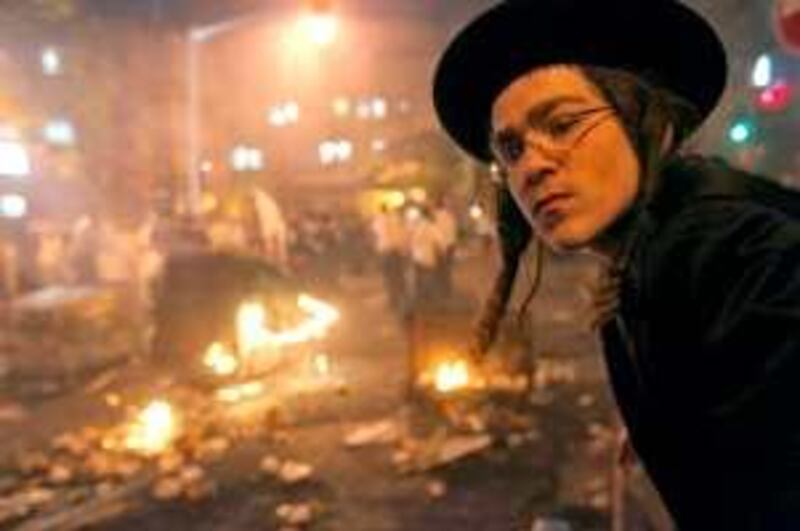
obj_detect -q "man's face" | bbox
[490,66,640,252]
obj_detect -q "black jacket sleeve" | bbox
[654,198,800,418]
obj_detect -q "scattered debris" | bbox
[53,432,89,457]
[0,402,27,422]
[531,516,573,531]
[157,452,185,475]
[47,464,73,485]
[344,419,401,448]
[278,461,314,485]
[185,479,216,502]
[577,394,596,408]
[16,452,49,475]
[425,479,447,499]
[104,393,122,408]
[152,477,183,501]
[195,436,230,462]
[260,455,282,475]
[506,433,526,449]
[180,464,206,485]
[432,434,493,469]
[85,368,121,395]
[275,502,316,526]
[396,433,494,473]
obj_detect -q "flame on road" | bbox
[124,400,179,456]
[312,352,331,377]
[216,381,266,403]
[235,294,340,355]
[434,360,471,394]
[203,342,239,376]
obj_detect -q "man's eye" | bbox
[497,133,524,162]
[546,116,581,137]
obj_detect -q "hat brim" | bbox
[433,0,728,162]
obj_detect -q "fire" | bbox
[434,360,471,394]
[124,400,179,456]
[203,342,239,376]
[312,352,331,376]
[216,381,266,403]
[234,294,340,354]
[237,302,268,356]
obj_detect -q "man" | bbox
[432,198,458,296]
[371,204,408,313]
[433,0,800,529]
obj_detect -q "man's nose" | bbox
[513,136,560,191]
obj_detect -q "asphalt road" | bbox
[0,250,621,530]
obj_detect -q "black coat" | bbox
[604,156,800,530]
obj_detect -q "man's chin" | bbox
[539,228,593,253]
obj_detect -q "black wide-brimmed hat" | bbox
[433,0,728,162]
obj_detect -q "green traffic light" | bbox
[728,120,754,144]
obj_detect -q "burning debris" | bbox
[425,479,447,499]
[433,360,470,394]
[123,400,180,456]
[203,342,239,377]
[215,381,267,403]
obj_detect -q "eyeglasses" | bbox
[490,105,615,166]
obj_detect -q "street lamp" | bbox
[185,4,339,216]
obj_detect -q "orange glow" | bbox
[312,353,331,376]
[216,381,266,403]
[203,342,239,376]
[301,12,338,46]
[124,400,179,456]
[236,302,267,356]
[235,295,340,354]
[434,360,470,394]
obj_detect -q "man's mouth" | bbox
[533,193,572,217]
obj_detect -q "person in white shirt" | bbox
[409,207,443,306]
[370,205,408,313]
[432,200,458,296]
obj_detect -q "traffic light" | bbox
[728,117,756,145]
[755,80,793,113]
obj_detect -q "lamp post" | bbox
[185,5,338,217]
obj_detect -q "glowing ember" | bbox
[203,342,239,376]
[216,381,266,403]
[124,400,178,456]
[312,353,331,376]
[434,360,471,394]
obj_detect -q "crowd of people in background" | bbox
[370,198,460,316]
[0,188,488,327]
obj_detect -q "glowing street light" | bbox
[41,47,62,76]
[301,11,338,47]
[332,97,351,117]
[752,53,773,88]
[43,119,76,146]
[371,97,387,119]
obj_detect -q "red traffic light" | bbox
[755,80,793,112]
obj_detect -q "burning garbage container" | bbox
[152,251,339,386]
[152,252,296,371]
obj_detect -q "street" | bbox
[0,251,620,531]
